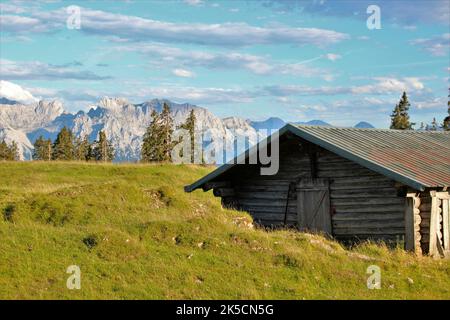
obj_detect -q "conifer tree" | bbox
[141,110,162,162]
[390,104,403,130]
[0,140,8,160]
[443,87,450,131]
[7,141,19,161]
[52,126,75,160]
[429,118,438,131]
[74,136,93,161]
[92,130,114,162]
[33,136,52,161]
[390,92,414,130]
[141,104,176,162]
[0,139,19,161]
[419,122,425,131]
[159,102,176,162]
[179,109,196,163]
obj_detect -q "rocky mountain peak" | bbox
[98,97,130,110]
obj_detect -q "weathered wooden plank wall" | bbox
[213,136,406,242]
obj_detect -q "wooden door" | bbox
[296,178,332,234]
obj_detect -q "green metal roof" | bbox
[185,124,450,192]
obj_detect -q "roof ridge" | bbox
[290,123,450,134]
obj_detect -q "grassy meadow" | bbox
[0,161,449,299]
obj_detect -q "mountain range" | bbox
[0,81,374,162]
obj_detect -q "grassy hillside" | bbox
[0,162,449,299]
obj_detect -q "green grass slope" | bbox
[0,162,449,299]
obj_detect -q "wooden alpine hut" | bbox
[185,124,450,257]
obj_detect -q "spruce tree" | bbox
[159,102,176,162]
[92,130,114,162]
[390,104,403,130]
[0,140,8,160]
[141,104,176,163]
[33,136,52,161]
[430,118,438,131]
[443,87,450,131]
[33,136,45,160]
[0,139,19,161]
[179,109,196,163]
[74,136,93,161]
[142,110,161,162]
[52,126,75,160]
[390,92,414,130]
[7,141,19,161]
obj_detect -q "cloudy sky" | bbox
[0,0,449,127]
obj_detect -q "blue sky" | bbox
[0,0,449,127]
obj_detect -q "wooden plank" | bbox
[330,190,398,199]
[443,199,449,251]
[251,212,297,220]
[238,179,291,186]
[332,213,403,221]
[331,197,404,206]
[333,228,404,235]
[333,205,404,214]
[235,191,292,200]
[436,192,450,200]
[330,182,395,191]
[429,192,439,257]
[404,196,415,252]
[333,220,404,229]
[241,205,296,213]
[318,169,379,178]
[236,185,290,192]
[317,162,366,171]
[331,176,393,185]
[238,199,295,207]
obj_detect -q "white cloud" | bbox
[0,80,38,104]
[117,43,332,79]
[352,77,425,94]
[269,0,449,26]
[0,59,111,81]
[0,15,51,33]
[183,0,203,6]
[4,7,349,47]
[325,53,341,61]
[262,77,426,97]
[0,3,27,14]
[410,33,450,56]
[172,68,195,78]
[136,86,254,104]
[415,97,447,109]
[403,25,417,31]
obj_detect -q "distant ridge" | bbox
[294,119,332,127]
[249,117,286,131]
[354,121,375,129]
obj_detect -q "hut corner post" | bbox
[405,193,422,255]
[429,191,450,258]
